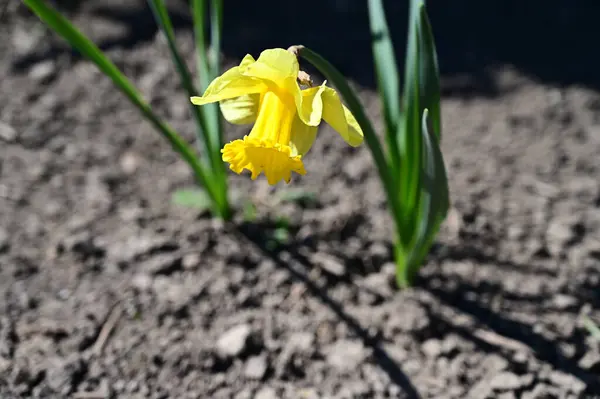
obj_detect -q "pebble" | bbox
[217,324,252,358]
[182,253,200,270]
[324,339,367,370]
[0,122,17,142]
[254,387,278,399]
[490,371,523,391]
[244,354,268,380]
[29,60,56,83]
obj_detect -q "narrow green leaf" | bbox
[367,0,401,169]
[191,0,211,91]
[401,109,449,286]
[146,0,214,163]
[172,188,212,211]
[207,0,225,158]
[397,0,423,243]
[22,0,218,206]
[209,0,223,79]
[417,3,442,140]
[191,0,226,203]
[149,0,229,217]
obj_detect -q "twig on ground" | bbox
[92,302,123,355]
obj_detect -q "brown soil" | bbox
[1,1,600,398]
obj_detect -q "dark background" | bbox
[9,0,600,97]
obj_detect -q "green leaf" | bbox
[399,109,449,287]
[21,0,219,210]
[417,2,442,140]
[172,189,212,211]
[146,0,213,163]
[367,0,401,168]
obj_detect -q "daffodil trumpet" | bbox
[191,48,364,185]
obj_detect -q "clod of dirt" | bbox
[217,324,253,358]
[244,354,268,380]
[324,339,367,371]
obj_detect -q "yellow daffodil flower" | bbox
[190,48,364,185]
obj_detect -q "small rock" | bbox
[29,60,56,83]
[324,339,367,370]
[244,354,268,380]
[254,387,278,399]
[182,253,200,270]
[312,253,345,277]
[578,351,600,370]
[217,324,252,358]
[422,339,443,358]
[361,272,393,298]
[0,122,17,142]
[131,273,153,291]
[119,152,140,175]
[490,372,523,391]
[551,294,578,310]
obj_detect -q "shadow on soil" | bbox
[235,221,422,399]
[12,0,600,97]
[235,216,600,396]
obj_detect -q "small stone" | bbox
[578,351,600,370]
[490,372,523,391]
[131,273,153,291]
[244,354,268,380]
[254,387,278,399]
[217,324,252,358]
[551,294,578,310]
[312,253,345,277]
[182,253,200,270]
[422,339,443,358]
[119,152,140,175]
[0,122,17,142]
[547,370,585,393]
[29,60,56,83]
[324,339,367,370]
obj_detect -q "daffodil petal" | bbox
[190,55,266,106]
[219,93,260,125]
[321,87,364,147]
[294,83,327,127]
[290,114,319,156]
[242,48,299,87]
